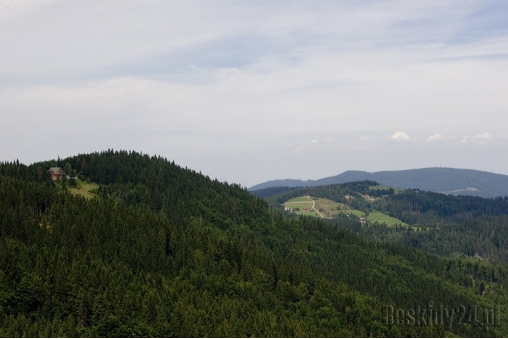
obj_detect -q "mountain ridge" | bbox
[249,167,508,198]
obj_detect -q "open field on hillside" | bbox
[284,196,365,219]
[313,197,355,218]
[283,196,408,227]
[283,196,320,217]
[286,196,313,203]
[68,179,99,199]
[341,209,364,218]
[367,211,407,226]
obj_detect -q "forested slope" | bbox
[0,151,507,337]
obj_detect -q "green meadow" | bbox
[367,211,407,226]
[67,179,99,199]
[284,196,366,219]
[283,196,320,217]
[283,196,407,227]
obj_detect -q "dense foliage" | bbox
[1,151,508,337]
[372,190,508,224]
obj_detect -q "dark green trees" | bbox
[0,151,507,337]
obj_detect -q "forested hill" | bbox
[265,181,508,225]
[250,167,508,198]
[1,150,508,337]
[264,181,508,266]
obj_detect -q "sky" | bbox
[0,0,507,188]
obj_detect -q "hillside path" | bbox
[307,196,324,218]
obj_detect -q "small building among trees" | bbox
[48,167,66,180]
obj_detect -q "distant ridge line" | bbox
[249,167,508,198]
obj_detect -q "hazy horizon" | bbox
[248,166,508,188]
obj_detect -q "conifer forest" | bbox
[1,150,508,337]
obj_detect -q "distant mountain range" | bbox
[249,168,508,198]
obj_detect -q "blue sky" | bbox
[0,0,507,187]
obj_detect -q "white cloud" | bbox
[460,132,493,145]
[391,131,410,141]
[310,139,319,143]
[474,132,493,140]
[427,134,444,141]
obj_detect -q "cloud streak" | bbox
[474,132,493,140]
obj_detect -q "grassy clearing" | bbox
[342,209,364,218]
[283,196,407,226]
[313,198,354,218]
[367,211,407,227]
[286,197,313,203]
[283,196,320,217]
[67,179,99,200]
[284,196,364,219]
